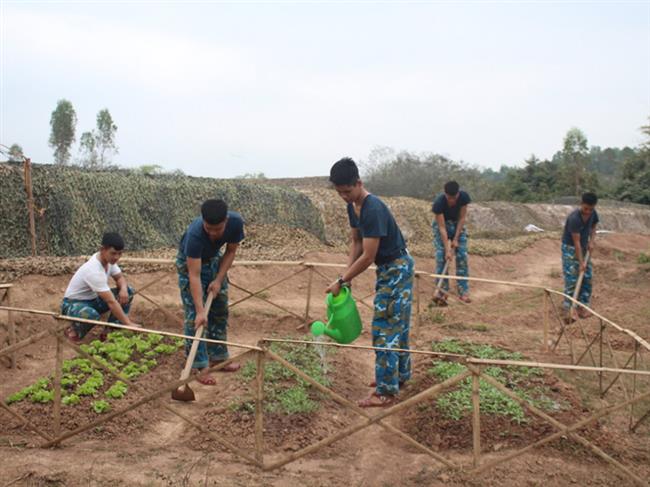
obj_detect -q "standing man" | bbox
[432,181,471,304]
[562,192,599,321]
[326,158,414,407]
[176,199,244,385]
[61,232,136,343]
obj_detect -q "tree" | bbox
[137,164,163,175]
[561,127,589,196]
[617,118,650,205]
[8,143,24,162]
[96,109,118,165]
[49,99,77,165]
[78,131,99,168]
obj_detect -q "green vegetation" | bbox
[237,339,331,415]
[0,165,326,258]
[6,331,182,413]
[427,340,564,423]
[638,252,650,264]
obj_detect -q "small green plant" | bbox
[105,381,128,399]
[62,394,80,406]
[638,252,650,264]
[92,400,110,414]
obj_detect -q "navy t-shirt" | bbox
[432,191,471,222]
[347,194,406,265]
[179,211,245,262]
[562,209,599,249]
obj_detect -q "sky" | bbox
[1,1,649,178]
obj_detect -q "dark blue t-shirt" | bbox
[347,194,407,265]
[432,191,471,222]
[179,211,245,261]
[562,209,599,249]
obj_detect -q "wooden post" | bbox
[629,342,639,431]
[7,287,16,368]
[52,336,63,437]
[599,319,604,396]
[254,347,265,463]
[415,274,421,338]
[304,266,313,324]
[543,290,550,353]
[471,371,481,467]
[23,157,37,256]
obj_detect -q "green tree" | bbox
[49,99,77,165]
[561,127,590,196]
[617,119,650,205]
[8,143,24,162]
[78,131,99,168]
[96,109,118,165]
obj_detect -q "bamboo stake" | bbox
[254,348,265,463]
[415,273,421,332]
[630,342,639,431]
[575,320,598,368]
[574,329,601,369]
[304,266,314,323]
[0,400,54,442]
[229,281,303,320]
[630,406,650,433]
[603,338,633,400]
[52,335,63,437]
[466,358,650,377]
[137,291,183,326]
[0,306,57,317]
[473,371,648,486]
[599,319,604,396]
[23,157,37,256]
[548,293,576,362]
[263,361,469,471]
[7,288,16,368]
[264,348,456,468]
[471,371,481,468]
[133,275,167,297]
[0,323,67,359]
[229,267,308,308]
[543,290,550,353]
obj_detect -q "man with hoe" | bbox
[431,181,471,304]
[176,199,244,385]
[61,232,136,343]
[562,192,599,322]
[327,157,414,407]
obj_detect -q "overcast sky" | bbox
[1,1,649,178]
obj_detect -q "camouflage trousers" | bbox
[562,243,593,309]
[176,252,229,369]
[372,254,414,396]
[60,286,134,339]
[432,220,469,296]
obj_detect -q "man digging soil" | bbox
[561,192,599,323]
[176,199,244,385]
[326,158,414,408]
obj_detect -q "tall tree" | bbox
[48,99,77,165]
[561,127,589,196]
[78,131,99,168]
[96,109,118,165]
[8,143,24,162]
[617,118,650,204]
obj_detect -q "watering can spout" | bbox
[310,287,362,344]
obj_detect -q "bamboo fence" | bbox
[0,258,648,485]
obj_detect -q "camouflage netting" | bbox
[0,164,326,258]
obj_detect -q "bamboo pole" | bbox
[548,294,576,362]
[543,290,549,353]
[575,320,598,368]
[229,266,308,308]
[0,323,67,359]
[304,266,314,323]
[23,157,37,256]
[7,288,17,368]
[599,319,605,396]
[229,281,304,320]
[0,400,54,442]
[52,335,63,437]
[0,305,57,317]
[630,342,639,431]
[264,348,456,468]
[137,291,183,326]
[473,371,648,486]
[471,371,481,468]
[254,348,265,463]
[602,341,635,399]
[133,275,167,297]
[415,274,421,338]
[263,360,469,471]
[466,358,650,377]
[631,407,650,433]
[574,329,601,369]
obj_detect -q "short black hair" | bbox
[101,232,125,251]
[201,199,228,224]
[329,157,360,186]
[444,181,460,196]
[582,192,598,206]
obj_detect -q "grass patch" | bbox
[638,252,650,264]
[236,338,332,415]
[428,339,566,423]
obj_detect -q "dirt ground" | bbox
[0,233,649,486]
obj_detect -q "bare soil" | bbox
[0,233,649,486]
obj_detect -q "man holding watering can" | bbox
[327,158,414,408]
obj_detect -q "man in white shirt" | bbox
[61,232,136,343]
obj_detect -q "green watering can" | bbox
[311,286,362,344]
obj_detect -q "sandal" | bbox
[458,295,472,304]
[64,327,82,344]
[358,392,396,408]
[211,360,241,372]
[195,370,217,386]
[577,307,592,319]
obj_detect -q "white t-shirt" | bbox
[64,253,122,300]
